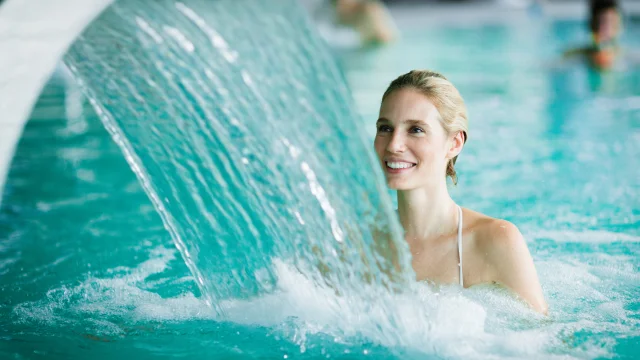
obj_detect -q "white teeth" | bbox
[386,161,414,169]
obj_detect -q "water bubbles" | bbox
[162,26,195,53]
[174,2,238,63]
[135,17,163,44]
[300,162,343,243]
[281,137,301,159]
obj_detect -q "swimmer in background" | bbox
[564,0,622,70]
[331,0,397,45]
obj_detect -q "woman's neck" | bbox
[397,181,457,245]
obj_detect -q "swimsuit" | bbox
[456,205,464,287]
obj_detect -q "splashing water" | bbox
[65,0,413,315]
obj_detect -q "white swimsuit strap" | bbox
[457,205,464,287]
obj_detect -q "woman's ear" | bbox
[447,131,465,159]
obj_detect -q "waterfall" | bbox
[65,0,412,315]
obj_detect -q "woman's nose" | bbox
[386,132,406,153]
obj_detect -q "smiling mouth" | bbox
[385,161,416,171]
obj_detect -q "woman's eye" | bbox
[377,125,392,132]
[409,126,424,133]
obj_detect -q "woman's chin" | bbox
[386,179,410,191]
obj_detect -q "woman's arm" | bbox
[483,220,548,315]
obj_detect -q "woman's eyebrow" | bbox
[376,118,431,128]
[405,119,431,128]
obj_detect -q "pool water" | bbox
[1,2,639,359]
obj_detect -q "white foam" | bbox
[12,245,638,359]
[528,230,640,243]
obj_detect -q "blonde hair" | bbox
[382,70,468,185]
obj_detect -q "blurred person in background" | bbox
[332,0,397,45]
[302,0,397,47]
[564,0,622,70]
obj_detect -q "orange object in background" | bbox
[591,50,616,69]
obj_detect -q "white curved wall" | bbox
[0,0,112,203]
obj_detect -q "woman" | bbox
[374,70,548,314]
[564,0,622,70]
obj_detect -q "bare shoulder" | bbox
[469,214,530,266]
[478,218,525,250]
[463,209,524,250]
[463,209,547,314]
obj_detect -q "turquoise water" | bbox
[1,1,639,359]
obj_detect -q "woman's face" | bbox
[597,8,621,43]
[374,88,453,190]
